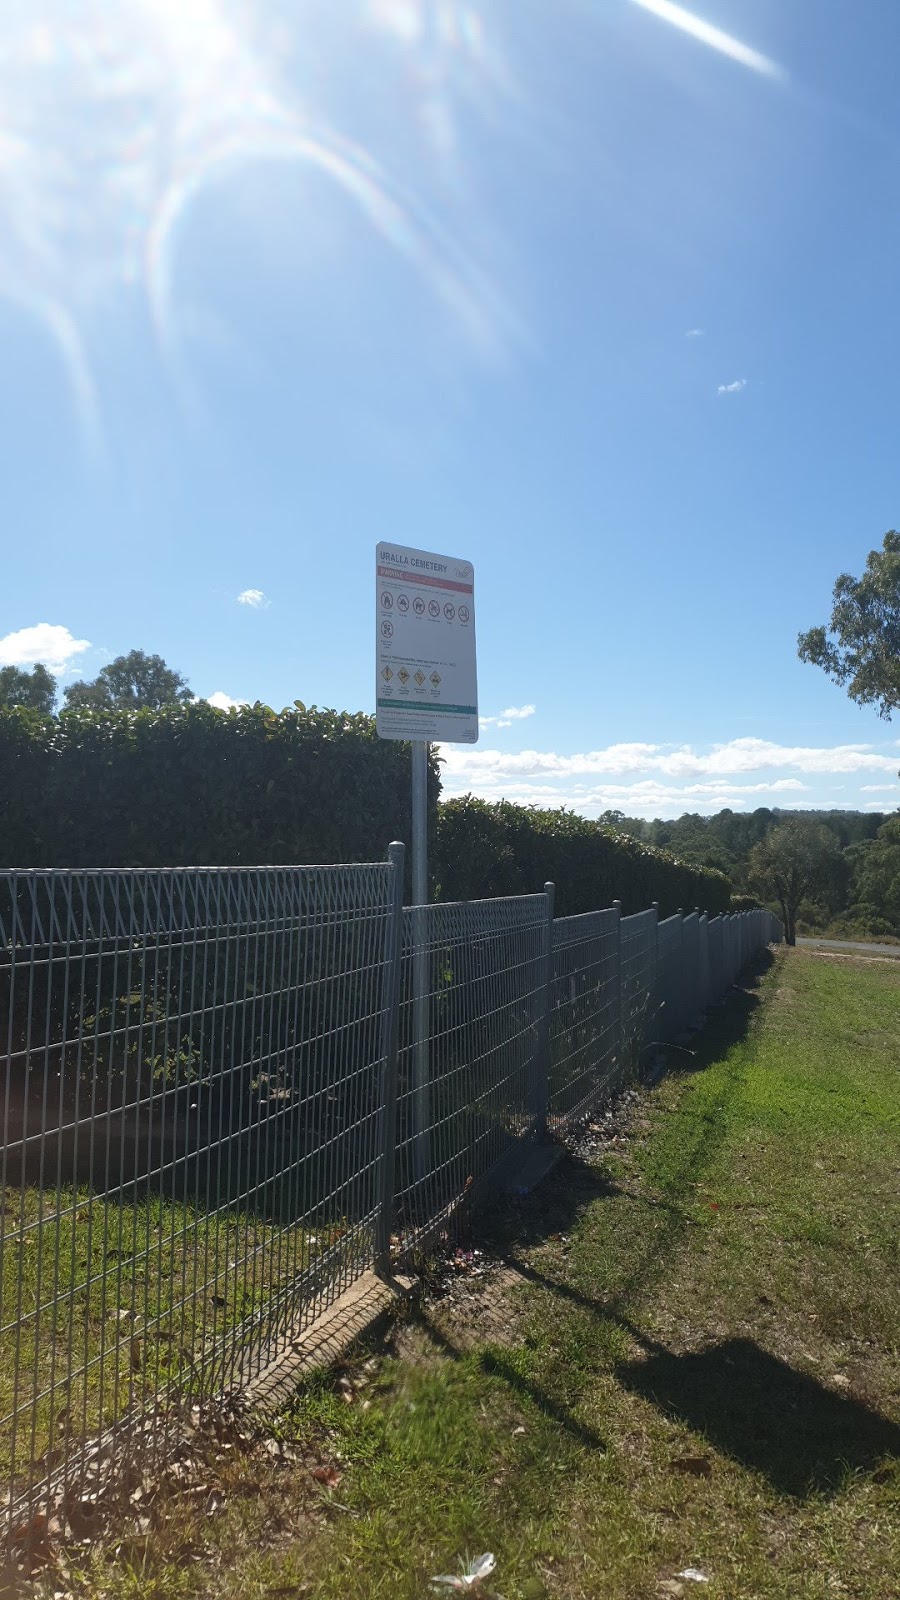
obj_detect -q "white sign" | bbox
[376,542,478,743]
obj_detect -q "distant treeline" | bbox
[600,805,900,938]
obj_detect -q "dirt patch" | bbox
[390,1249,528,1363]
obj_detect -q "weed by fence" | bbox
[0,854,779,1536]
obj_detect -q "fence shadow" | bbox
[476,953,770,1267]
[654,948,773,1080]
[616,1337,900,1498]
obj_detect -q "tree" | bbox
[0,663,57,714]
[747,820,843,946]
[63,650,192,711]
[798,531,900,717]
[847,816,900,933]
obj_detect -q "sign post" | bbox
[375,543,478,1180]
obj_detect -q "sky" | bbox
[2,0,900,820]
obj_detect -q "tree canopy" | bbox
[63,650,192,711]
[798,531,900,718]
[747,820,844,946]
[0,663,57,714]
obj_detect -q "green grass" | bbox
[0,1187,326,1483]
[45,950,900,1599]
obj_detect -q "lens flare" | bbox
[0,0,510,448]
[630,0,785,81]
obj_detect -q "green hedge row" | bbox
[1,707,730,916]
[434,797,731,918]
[0,703,439,869]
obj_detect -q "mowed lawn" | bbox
[62,949,900,1600]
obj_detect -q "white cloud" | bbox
[440,737,900,784]
[685,328,704,338]
[207,691,247,712]
[480,703,536,730]
[717,378,747,395]
[0,622,92,674]
[237,589,269,609]
[860,785,898,794]
[435,736,900,818]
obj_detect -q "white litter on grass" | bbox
[677,1570,710,1584]
[431,1553,497,1591]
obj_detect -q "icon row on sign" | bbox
[380,591,470,624]
[380,667,442,687]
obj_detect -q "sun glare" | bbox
[0,0,783,451]
[0,0,506,448]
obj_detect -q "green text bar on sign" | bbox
[377,700,477,716]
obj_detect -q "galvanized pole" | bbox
[613,900,622,1087]
[533,881,555,1137]
[376,842,405,1276]
[411,741,431,1181]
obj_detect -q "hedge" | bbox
[434,797,731,918]
[0,707,730,918]
[0,702,440,869]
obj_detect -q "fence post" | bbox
[375,841,405,1278]
[533,881,555,1138]
[613,899,623,1084]
[651,901,660,1040]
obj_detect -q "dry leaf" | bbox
[311,1465,342,1489]
[658,1584,684,1598]
[10,1512,49,1548]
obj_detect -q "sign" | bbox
[375,542,478,743]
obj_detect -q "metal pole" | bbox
[651,902,661,1042]
[612,900,622,1087]
[411,742,431,1182]
[376,843,405,1276]
[411,741,428,908]
[534,882,555,1137]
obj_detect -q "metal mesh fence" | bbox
[393,894,548,1253]
[548,908,621,1129]
[619,909,659,1073]
[657,914,684,1042]
[681,914,701,1030]
[0,863,395,1526]
[0,854,781,1530]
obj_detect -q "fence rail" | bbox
[0,855,780,1529]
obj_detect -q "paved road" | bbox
[797,936,900,959]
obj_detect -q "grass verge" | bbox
[39,949,900,1599]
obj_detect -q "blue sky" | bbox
[2,0,900,819]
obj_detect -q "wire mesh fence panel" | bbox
[619,908,658,1073]
[656,915,683,1043]
[547,908,620,1129]
[0,862,394,1527]
[697,915,710,1011]
[393,895,547,1253]
[681,914,701,1027]
[706,916,723,1002]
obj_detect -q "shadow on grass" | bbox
[617,1337,900,1497]
[457,949,900,1498]
[411,1313,608,1454]
[477,953,773,1265]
